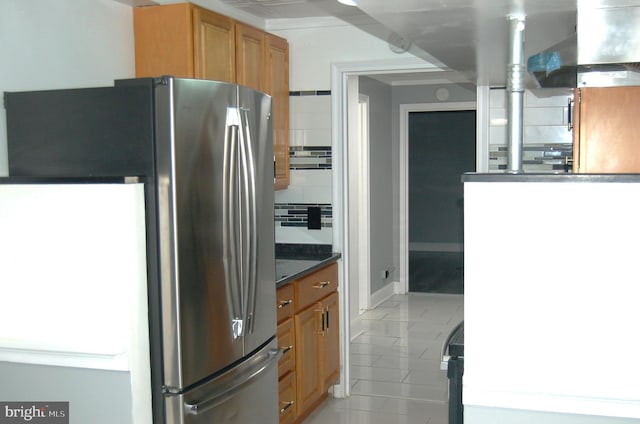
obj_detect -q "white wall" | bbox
[0,0,135,176]
[268,18,418,91]
[359,76,393,294]
[268,18,422,246]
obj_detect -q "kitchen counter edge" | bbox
[462,173,640,183]
[275,253,342,288]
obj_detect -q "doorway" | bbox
[398,101,477,295]
[331,59,485,398]
[407,109,476,294]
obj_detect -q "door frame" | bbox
[357,93,371,314]
[330,57,441,398]
[398,101,477,294]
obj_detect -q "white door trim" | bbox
[330,57,440,398]
[398,101,478,294]
[357,94,371,313]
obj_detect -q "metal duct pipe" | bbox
[507,15,526,173]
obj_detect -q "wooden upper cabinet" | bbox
[134,3,290,189]
[193,7,235,83]
[134,3,196,78]
[236,23,266,91]
[266,34,291,189]
[134,3,234,82]
[573,86,640,173]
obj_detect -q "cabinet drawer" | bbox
[276,284,295,323]
[295,263,338,311]
[277,317,295,378]
[278,371,297,424]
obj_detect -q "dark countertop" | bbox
[275,253,341,288]
[462,173,640,183]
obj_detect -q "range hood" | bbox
[528,5,640,87]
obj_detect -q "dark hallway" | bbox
[408,251,464,294]
[408,109,475,294]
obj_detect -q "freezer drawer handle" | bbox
[280,401,294,414]
[184,348,281,416]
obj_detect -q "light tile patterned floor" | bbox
[304,293,464,424]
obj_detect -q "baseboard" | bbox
[331,383,345,398]
[369,281,397,309]
[394,280,406,295]
[350,321,365,342]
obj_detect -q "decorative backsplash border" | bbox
[489,143,573,173]
[275,243,332,259]
[289,90,331,96]
[275,203,333,228]
[290,146,332,170]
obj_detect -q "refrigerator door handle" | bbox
[238,107,258,335]
[224,107,244,339]
[184,348,281,416]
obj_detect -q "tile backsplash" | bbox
[490,144,573,172]
[289,146,332,170]
[275,203,333,228]
[274,91,333,245]
[489,87,574,172]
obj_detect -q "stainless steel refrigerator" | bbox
[5,77,280,424]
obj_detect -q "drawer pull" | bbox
[280,345,293,355]
[312,281,330,289]
[280,401,294,414]
[325,309,330,331]
[278,299,293,309]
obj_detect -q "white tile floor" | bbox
[303,293,464,424]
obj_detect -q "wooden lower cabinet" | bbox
[276,262,339,423]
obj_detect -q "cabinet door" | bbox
[294,302,323,413]
[265,34,290,190]
[321,291,340,389]
[134,3,195,78]
[193,6,236,83]
[236,23,266,92]
[575,86,640,173]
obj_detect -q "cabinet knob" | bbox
[312,281,330,289]
[278,299,293,309]
[280,401,294,414]
[280,345,293,355]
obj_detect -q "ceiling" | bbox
[208,0,581,87]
